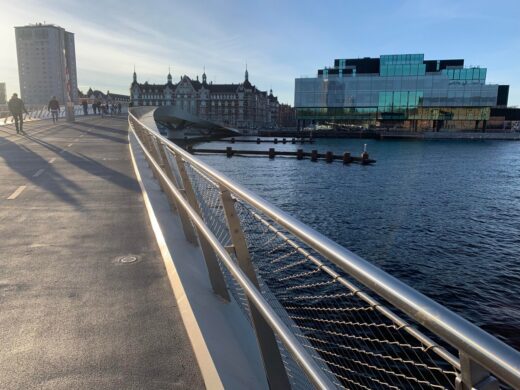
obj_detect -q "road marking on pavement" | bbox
[80,134,84,137]
[67,143,73,147]
[74,138,79,142]
[33,169,45,177]
[48,157,56,163]
[7,185,27,200]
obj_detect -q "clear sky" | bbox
[0,0,519,105]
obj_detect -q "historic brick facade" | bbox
[130,68,279,128]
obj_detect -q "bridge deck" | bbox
[0,117,204,389]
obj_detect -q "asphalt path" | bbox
[0,116,204,389]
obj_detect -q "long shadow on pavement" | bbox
[71,120,129,140]
[0,136,84,207]
[23,134,139,193]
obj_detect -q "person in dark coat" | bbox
[8,93,28,134]
[92,101,98,115]
[82,100,88,115]
[48,96,60,123]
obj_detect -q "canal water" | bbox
[197,137,520,350]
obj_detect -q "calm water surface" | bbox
[197,138,520,349]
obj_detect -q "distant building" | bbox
[130,67,279,128]
[295,54,511,131]
[0,83,6,105]
[79,88,129,104]
[278,104,297,128]
[15,23,78,105]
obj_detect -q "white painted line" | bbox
[67,143,73,147]
[7,185,27,200]
[33,168,45,177]
[48,157,56,163]
[74,138,79,142]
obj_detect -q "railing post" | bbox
[174,154,230,302]
[219,185,291,390]
[131,122,198,245]
[145,132,162,179]
[456,353,499,390]
[156,141,179,214]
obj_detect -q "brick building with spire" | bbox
[130,67,279,128]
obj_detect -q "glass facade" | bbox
[295,54,503,126]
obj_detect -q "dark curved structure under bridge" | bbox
[154,106,240,143]
[129,106,240,144]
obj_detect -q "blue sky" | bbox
[0,0,519,105]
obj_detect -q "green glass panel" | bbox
[401,91,408,107]
[409,91,416,106]
[454,69,460,80]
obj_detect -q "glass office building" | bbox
[295,54,510,130]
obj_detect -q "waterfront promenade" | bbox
[0,117,204,389]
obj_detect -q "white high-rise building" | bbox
[0,82,6,105]
[15,23,78,105]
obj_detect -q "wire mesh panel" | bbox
[183,159,319,389]
[233,201,460,390]
[181,156,459,389]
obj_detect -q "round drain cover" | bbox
[119,255,138,264]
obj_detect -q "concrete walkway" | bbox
[0,117,204,389]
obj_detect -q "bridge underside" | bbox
[152,106,240,141]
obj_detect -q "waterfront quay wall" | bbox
[380,130,520,140]
[259,129,520,140]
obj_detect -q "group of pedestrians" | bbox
[90,101,122,116]
[8,93,124,134]
[7,93,61,134]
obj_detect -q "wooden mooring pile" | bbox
[186,146,376,164]
[221,137,314,144]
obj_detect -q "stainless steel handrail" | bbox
[129,108,520,389]
[128,118,335,389]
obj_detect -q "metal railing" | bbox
[128,108,520,390]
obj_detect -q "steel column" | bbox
[157,141,179,214]
[174,154,230,301]
[132,123,198,244]
[456,353,499,390]
[219,186,291,390]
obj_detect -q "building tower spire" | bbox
[167,66,172,83]
[133,65,137,83]
[202,65,207,84]
[245,63,249,82]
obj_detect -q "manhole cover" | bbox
[119,255,138,264]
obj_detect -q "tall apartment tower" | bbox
[15,23,78,105]
[0,83,6,105]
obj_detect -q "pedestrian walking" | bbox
[82,100,88,115]
[92,101,98,115]
[117,102,122,115]
[8,93,28,134]
[48,96,60,123]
